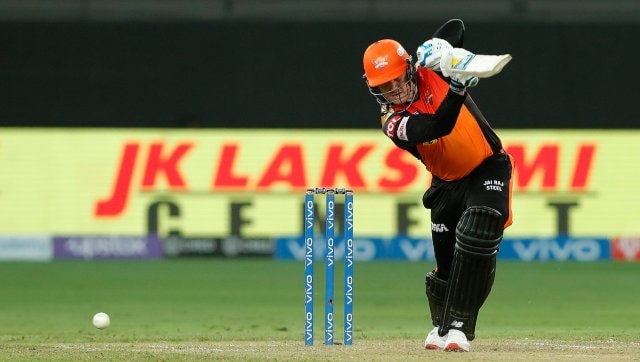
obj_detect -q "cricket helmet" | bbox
[362,39,411,87]
[362,39,416,106]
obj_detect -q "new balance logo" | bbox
[450,320,464,328]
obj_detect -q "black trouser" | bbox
[422,152,512,279]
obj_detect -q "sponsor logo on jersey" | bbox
[431,223,449,232]
[385,114,402,138]
[397,117,409,141]
[483,179,504,191]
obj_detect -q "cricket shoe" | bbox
[424,327,446,350]
[443,329,470,352]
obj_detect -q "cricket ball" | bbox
[92,312,110,329]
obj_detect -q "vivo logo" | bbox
[345,276,353,305]
[398,238,436,261]
[346,201,354,231]
[326,200,335,221]
[305,274,313,304]
[326,238,334,266]
[305,237,313,267]
[305,200,314,230]
[345,238,354,267]
[512,239,602,261]
[325,312,334,343]
[344,313,353,344]
[305,311,313,343]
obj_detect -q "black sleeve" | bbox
[381,90,466,149]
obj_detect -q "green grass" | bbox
[484,262,640,339]
[0,260,639,359]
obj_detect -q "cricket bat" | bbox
[446,53,512,78]
[430,19,512,79]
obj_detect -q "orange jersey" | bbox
[381,67,503,181]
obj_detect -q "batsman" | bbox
[362,19,514,352]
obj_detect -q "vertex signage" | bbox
[0,129,637,240]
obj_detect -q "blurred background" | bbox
[1,0,639,129]
[1,0,639,262]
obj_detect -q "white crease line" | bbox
[514,340,640,349]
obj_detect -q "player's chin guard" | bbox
[439,206,504,340]
[362,39,416,106]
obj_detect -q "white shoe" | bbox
[424,327,446,350]
[444,329,470,352]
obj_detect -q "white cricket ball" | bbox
[92,312,110,329]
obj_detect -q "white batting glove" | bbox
[440,48,480,92]
[416,38,452,72]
